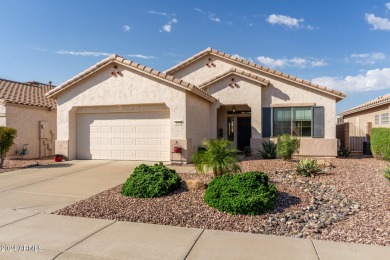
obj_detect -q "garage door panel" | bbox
[77,111,170,161]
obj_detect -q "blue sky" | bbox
[1,0,390,113]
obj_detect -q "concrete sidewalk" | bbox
[0,209,389,260]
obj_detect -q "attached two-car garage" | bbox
[76,111,170,161]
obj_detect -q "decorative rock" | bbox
[184,179,207,191]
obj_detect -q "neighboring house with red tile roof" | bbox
[47,48,346,162]
[0,79,56,158]
[338,94,390,138]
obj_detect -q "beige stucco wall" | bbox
[170,54,338,156]
[5,104,56,158]
[343,104,390,136]
[55,63,210,161]
[185,92,212,159]
[0,104,6,126]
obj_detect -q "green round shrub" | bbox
[204,172,277,215]
[121,163,181,198]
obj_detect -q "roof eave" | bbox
[339,100,390,116]
[165,48,347,101]
[46,55,216,103]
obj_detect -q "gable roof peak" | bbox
[46,54,215,102]
[165,47,346,101]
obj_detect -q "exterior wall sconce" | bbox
[232,106,236,114]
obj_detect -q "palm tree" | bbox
[192,139,241,177]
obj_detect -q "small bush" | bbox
[296,159,321,177]
[384,165,390,182]
[121,163,181,198]
[276,134,300,160]
[371,128,390,160]
[192,139,241,177]
[0,126,17,168]
[338,147,351,157]
[257,141,277,159]
[204,172,277,215]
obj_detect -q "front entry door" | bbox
[237,117,251,150]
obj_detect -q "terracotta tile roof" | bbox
[165,47,346,101]
[198,67,270,89]
[46,54,216,102]
[0,78,56,109]
[339,94,390,116]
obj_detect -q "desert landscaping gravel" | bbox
[0,158,55,174]
[54,157,390,247]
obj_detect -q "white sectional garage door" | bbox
[76,111,170,161]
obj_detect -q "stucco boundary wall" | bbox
[252,138,338,157]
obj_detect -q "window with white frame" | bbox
[375,115,380,125]
[381,113,389,124]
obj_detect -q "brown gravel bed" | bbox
[0,158,55,174]
[241,156,390,246]
[54,180,310,233]
[54,157,390,246]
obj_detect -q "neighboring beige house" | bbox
[46,48,346,162]
[338,94,390,134]
[0,79,57,158]
[337,94,390,151]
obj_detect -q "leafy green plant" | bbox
[204,171,277,215]
[384,165,390,182]
[192,139,241,177]
[338,146,351,157]
[0,127,17,168]
[121,163,181,198]
[276,134,300,160]
[257,141,277,159]
[243,146,252,157]
[371,128,390,160]
[295,159,321,177]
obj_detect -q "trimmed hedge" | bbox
[204,172,277,215]
[371,128,390,160]
[121,163,181,198]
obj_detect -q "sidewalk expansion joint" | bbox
[310,239,321,260]
[0,209,39,228]
[53,220,117,260]
[183,229,205,260]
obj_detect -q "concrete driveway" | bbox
[0,160,141,213]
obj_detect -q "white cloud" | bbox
[232,54,253,62]
[29,46,48,52]
[147,11,168,16]
[349,52,386,64]
[195,8,222,23]
[147,11,177,33]
[159,18,178,33]
[56,50,110,57]
[385,3,390,10]
[208,13,221,22]
[161,24,172,32]
[312,68,390,92]
[365,13,390,30]
[128,54,156,59]
[267,14,303,28]
[256,56,327,68]
[123,25,131,32]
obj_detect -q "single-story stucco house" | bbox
[338,94,390,134]
[46,48,346,162]
[0,78,57,158]
[337,94,389,152]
